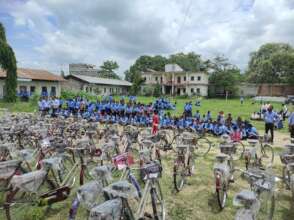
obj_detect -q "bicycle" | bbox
[244,138,274,170]
[233,168,279,220]
[280,143,294,200]
[68,165,113,220]
[4,155,77,220]
[173,134,196,192]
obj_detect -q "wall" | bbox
[237,83,294,97]
[238,83,258,97]
[0,79,61,98]
[0,79,4,98]
[62,77,130,95]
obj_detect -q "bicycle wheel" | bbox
[232,142,245,161]
[260,144,274,167]
[187,154,195,176]
[173,161,185,192]
[258,191,275,220]
[216,176,227,209]
[282,167,291,189]
[150,181,165,220]
[196,137,211,157]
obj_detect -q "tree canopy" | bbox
[98,60,120,79]
[208,56,242,97]
[0,23,17,102]
[246,43,294,85]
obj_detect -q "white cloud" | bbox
[1,0,294,75]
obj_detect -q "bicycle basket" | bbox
[103,180,138,199]
[112,153,134,170]
[286,163,294,173]
[10,170,47,193]
[213,162,230,179]
[0,160,21,180]
[141,161,162,180]
[219,143,235,155]
[285,144,294,154]
[90,165,113,182]
[77,181,104,210]
[89,198,122,220]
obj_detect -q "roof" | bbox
[0,68,65,81]
[67,74,132,87]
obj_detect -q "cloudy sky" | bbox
[0,0,294,76]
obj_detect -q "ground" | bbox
[0,97,293,220]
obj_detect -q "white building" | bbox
[141,64,209,96]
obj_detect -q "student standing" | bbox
[288,108,294,138]
[264,105,277,143]
[152,110,160,134]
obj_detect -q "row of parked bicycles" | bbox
[0,112,293,220]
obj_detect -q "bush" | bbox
[60,89,98,101]
[153,84,162,97]
[142,85,153,96]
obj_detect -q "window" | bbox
[104,88,106,93]
[155,77,158,81]
[143,77,146,81]
[160,77,163,83]
[177,76,181,83]
[197,76,201,81]
[30,86,35,94]
[184,76,186,81]
[19,86,27,93]
[41,86,47,96]
[196,88,200,94]
[191,76,194,81]
[191,88,194,93]
[183,88,186,93]
[51,86,56,96]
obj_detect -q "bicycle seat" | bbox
[247,139,258,146]
[89,198,122,220]
[110,134,120,142]
[41,157,62,170]
[140,139,154,148]
[18,149,35,161]
[103,180,138,199]
[285,144,294,154]
[215,153,229,162]
[286,163,294,172]
[90,165,112,182]
[77,181,104,210]
[233,190,257,206]
[10,170,47,193]
[0,159,21,179]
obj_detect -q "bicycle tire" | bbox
[128,172,142,198]
[232,142,245,161]
[150,182,165,220]
[216,176,227,209]
[261,144,274,167]
[196,137,212,157]
[173,162,185,192]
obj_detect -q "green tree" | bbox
[153,83,162,97]
[246,43,294,85]
[129,71,144,95]
[167,52,203,71]
[209,56,241,97]
[98,60,120,79]
[0,23,17,102]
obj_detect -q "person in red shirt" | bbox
[152,110,159,135]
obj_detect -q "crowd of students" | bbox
[38,96,259,139]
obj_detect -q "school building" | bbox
[62,63,132,95]
[141,64,209,96]
[0,68,64,99]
